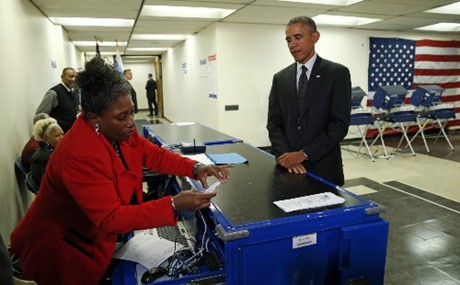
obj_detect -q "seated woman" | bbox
[20,113,50,171]
[30,117,64,186]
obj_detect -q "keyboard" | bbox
[157,226,189,246]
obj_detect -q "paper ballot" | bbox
[274,192,345,213]
[113,233,183,269]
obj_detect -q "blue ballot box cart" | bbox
[143,122,242,148]
[113,133,388,285]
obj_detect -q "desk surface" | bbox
[202,143,365,227]
[143,122,241,147]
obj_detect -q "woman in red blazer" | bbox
[10,57,230,285]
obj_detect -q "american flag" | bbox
[368,37,460,127]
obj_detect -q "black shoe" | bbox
[147,114,154,117]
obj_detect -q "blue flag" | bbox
[114,47,124,76]
[368,37,416,92]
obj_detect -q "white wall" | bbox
[162,22,460,147]
[0,0,82,241]
[122,62,156,112]
[162,25,219,127]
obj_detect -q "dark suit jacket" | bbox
[267,55,351,186]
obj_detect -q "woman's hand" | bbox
[195,164,232,189]
[172,190,217,211]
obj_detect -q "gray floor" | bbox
[343,130,460,285]
[137,111,460,285]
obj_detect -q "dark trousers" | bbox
[147,94,158,115]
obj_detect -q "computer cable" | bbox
[166,210,210,277]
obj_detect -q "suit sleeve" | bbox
[267,74,291,158]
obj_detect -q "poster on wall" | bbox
[208,54,217,99]
[51,59,58,86]
[182,62,187,78]
[199,58,207,78]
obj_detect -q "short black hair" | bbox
[61,67,75,76]
[77,57,130,117]
[287,16,317,33]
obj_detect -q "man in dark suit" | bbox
[35,67,79,133]
[267,16,351,186]
[145,73,158,117]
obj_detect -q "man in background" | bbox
[145,73,158,117]
[35,67,79,133]
[267,16,351,186]
[123,69,138,114]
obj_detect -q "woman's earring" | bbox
[46,142,53,152]
[95,124,100,135]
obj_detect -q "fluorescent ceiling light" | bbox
[313,15,381,26]
[126,48,169,52]
[85,52,118,55]
[415,23,460,32]
[122,59,154,63]
[424,2,460,15]
[131,34,190,40]
[142,5,235,19]
[279,0,363,5]
[73,41,127,46]
[49,17,134,27]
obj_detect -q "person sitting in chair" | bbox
[30,117,64,186]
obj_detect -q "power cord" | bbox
[166,210,210,277]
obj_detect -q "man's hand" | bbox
[276,151,307,174]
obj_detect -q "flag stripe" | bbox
[413,81,460,89]
[414,69,460,76]
[416,54,460,61]
[416,39,460,48]
[415,61,460,69]
[441,94,460,102]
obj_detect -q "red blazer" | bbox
[11,116,196,285]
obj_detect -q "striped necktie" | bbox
[298,65,308,113]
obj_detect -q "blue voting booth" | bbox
[350,87,379,161]
[113,124,389,285]
[372,85,418,156]
[409,85,455,153]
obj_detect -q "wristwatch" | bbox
[192,162,204,178]
[303,151,309,161]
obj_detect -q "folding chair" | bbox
[13,158,30,216]
[350,87,378,161]
[25,173,39,194]
[372,85,417,157]
[408,85,455,153]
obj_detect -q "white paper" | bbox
[274,192,345,213]
[182,153,214,165]
[205,180,221,192]
[113,233,183,269]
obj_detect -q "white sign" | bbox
[293,233,317,249]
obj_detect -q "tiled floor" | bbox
[343,130,460,285]
[136,111,460,284]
